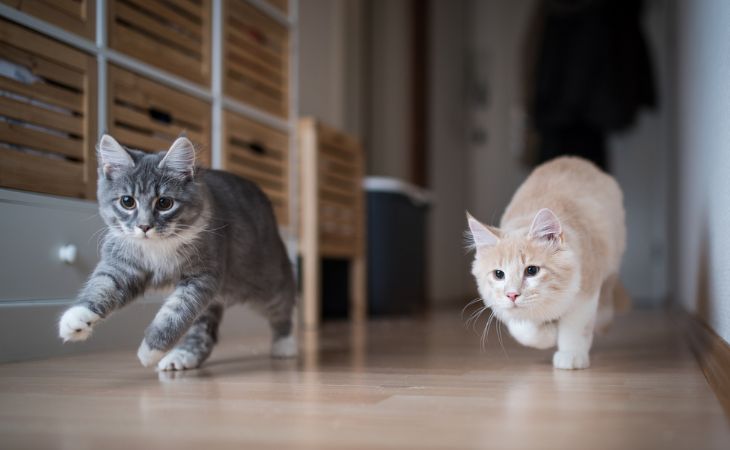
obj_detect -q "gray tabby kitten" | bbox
[58,134,297,371]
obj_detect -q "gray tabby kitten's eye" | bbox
[156,197,174,211]
[120,196,136,209]
[494,270,505,280]
[525,265,540,277]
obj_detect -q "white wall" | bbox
[298,0,365,136]
[462,0,670,306]
[298,0,673,308]
[674,0,730,343]
[366,0,413,179]
[464,0,533,227]
[608,0,671,305]
[427,0,472,305]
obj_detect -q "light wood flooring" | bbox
[0,309,728,449]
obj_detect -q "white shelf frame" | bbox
[0,0,299,257]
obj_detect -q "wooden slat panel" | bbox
[264,0,288,14]
[1,0,95,39]
[226,111,288,150]
[108,66,211,164]
[224,0,289,118]
[316,122,360,153]
[0,121,83,159]
[322,173,356,192]
[0,96,83,136]
[320,142,359,164]
[230,147,285,172]
[320,187,355,207]
[38,0,81,18]
[227,2,288,42]
[320,182,357,201]
[111,127,173,154]
[0,19,87,69]
[172,0,203,18]
[225,79,286,118]
[0,77,82,113]
[319,242,357,259]
[113,106,205,145]
[226,56,284,94]
[115,2,202,56]
[0,44,84,90]
[110,67,206,127]
[227,159,284,189]
[123,0,203,40]
[112,28,203,85]
[298,117,365,259]
[226,31,284,76]
[223,110,289,226]
[319,155,356,179]
[108,0,210,85]
[0,147,85,198]
[226,25,284,68]
[0,18,95,199]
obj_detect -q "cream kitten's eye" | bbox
[525,266,540,277]
[494,270,505,280]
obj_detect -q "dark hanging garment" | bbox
[530,0,657,171]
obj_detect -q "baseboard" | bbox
[0,298,271,364]
[684,311,730,416]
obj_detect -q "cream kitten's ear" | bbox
[466,212,500,249]
[529,208,562,243]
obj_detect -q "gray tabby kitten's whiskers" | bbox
[58,134,297,371]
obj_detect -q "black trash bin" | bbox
[365,177,430,316]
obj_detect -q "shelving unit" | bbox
[0,0,299,255]
[0,0,300,306]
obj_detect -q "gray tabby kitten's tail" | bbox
[58,134,297,371]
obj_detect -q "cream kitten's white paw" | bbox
[271,335,298,358]
[553,350,590,370]
[157,349,201,371]
[58,306,100,342]
[137,340,165,367]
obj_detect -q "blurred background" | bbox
[299,0,728,346]
[0,0,728,360]
[300,0,669,307]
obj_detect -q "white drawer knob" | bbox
[59,244,78,264]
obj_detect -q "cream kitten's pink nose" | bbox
[506,292,520,302]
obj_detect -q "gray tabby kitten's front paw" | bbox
[157,349,202,371]
[59,306,101,342]
[137,340,165,367]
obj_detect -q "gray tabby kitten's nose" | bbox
[138,225,152,233]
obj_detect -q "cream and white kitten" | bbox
[467,156,628,370]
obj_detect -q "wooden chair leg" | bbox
[350,256,366,324]
[302,251,320,330]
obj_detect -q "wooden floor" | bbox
[0,309,728,449]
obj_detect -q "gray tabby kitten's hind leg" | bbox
[264,292,298,359]
[156,303,224,371]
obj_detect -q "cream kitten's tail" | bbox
[596,276,631,333]
[612,280,631,313]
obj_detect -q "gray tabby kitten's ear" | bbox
[159,137,195,177]
[98,134,134,178]
[466,212,500,250]
[528,208,563,243]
